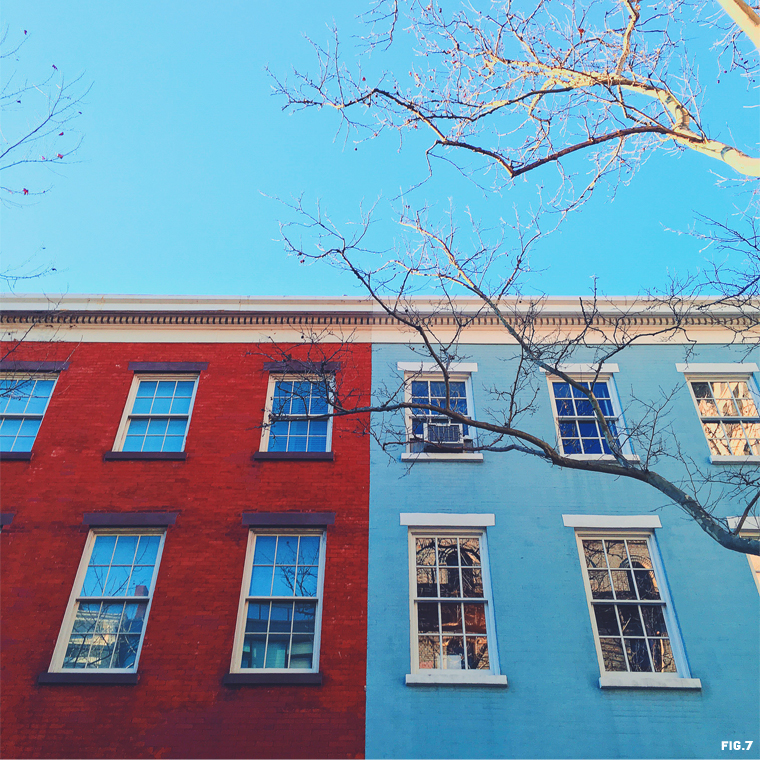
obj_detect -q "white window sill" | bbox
[401,453,484,463]
[710,455,760,465]
[563,454,640,463]
[406,672,508,686]
[599,673,701,690]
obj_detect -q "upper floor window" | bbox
[0,375,57,452]
[49,530,165,672]
[261,377,332,453]
[689,379,759,457]
[398,362,480,461]
[545,365,632,458]
[113,376,198,453]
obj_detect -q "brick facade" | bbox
[1,340,370,759]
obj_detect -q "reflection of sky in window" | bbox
[268,381,329,452]
[123,379,195,452]
[0,378,55,452]
[553,381,620,455]
[242,534,322,670]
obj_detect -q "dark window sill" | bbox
[0,451,33,461]
[38,672,138,685]
[103,452,187,462]
[252,452,333,462]
[222,672,322,686]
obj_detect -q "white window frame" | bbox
[0,372,58,452]
[49,529,166,673]
[258,374,334,454]
[677,364,760,464]
[229,529,327,674]
[402,513,506,686]
[544,365,636,461]
[398,363,482,462]
[565,516,700,690]
[112,374,199,452]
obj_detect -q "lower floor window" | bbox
[232,532,326,672]
[50,531,165,672]
[575,532,685,676]
[408,529,498,674]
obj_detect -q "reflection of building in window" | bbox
[114,377,198,453]
[579,537,677,674]
[549,380,622,456]
[411,533,493,672]
[235,533,325,670]
[52,533,163,671]
[408,380,472,453]
[688,380,760,457]
[266,380,331,453]
[0,376,56,452]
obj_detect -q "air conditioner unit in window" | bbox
[422,421,467,453]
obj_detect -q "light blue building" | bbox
[365,303,759,760]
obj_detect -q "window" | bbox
[545,365,632,458]
[113,376,198,452]
[0,375,56,452]
[727,517,760,595]
[687,379,760,458]
[398,362,481,461]
[261,377,332,453]
[565,515,700,689]
[49,531,165,672]
[402,513,506,686]
[230,531,326,673]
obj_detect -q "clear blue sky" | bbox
[2,1,756,298]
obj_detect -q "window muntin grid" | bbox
[409,379,470,452]
[121,379,197,452]
[551,381,620,455]
[58,533,163,671]
[239,533,324,671]
[0,376,56,452]
[689,380,760,456]
[581,537,676,674]
[413,535,490,671]
[267,380,330,453]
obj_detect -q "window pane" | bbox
[297,536,320,566]
[269,602,293,633]
[112,635,140,669]
[649,638,677,673]
[418,637,439,669]
[461,568,484,597]
[437,538,459,566]
[625,638,652,672]
[289,635,314,669]
[605,541,629,568]
[466,637,489,670]
[438,568,461,598]
[103,566,131,596]
[416,538,436,566]
[616,605,645,637]
[82,566,107,597]
[463,603,487,634]
[459,538,480,566]
[295,566,318,597]
[640,605,668,637]
[634,570,660,600]
[588,570,613,599]
[600,638,627,671]
[276,536,299,566]
[417,602,439,634]
[72,603,100,634]
[253,536,277,566]
[250,565,274,596]
[594,605,620,637]
[112,536,139,566]
[440,637,465,669]
[90,536,117,566]
[265,636,289,668]
[293,602,317,633]
[242,634,267,668]
[610,570,636,600]
[440,603,463,633]
[128,565,154,596]
[135,536,160,566]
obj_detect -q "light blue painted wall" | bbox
[366,342,760,759]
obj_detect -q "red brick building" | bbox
[1,296,371,759]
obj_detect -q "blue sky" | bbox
[2,1,756,298]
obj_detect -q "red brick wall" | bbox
[1,340,370,759]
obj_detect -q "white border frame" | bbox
[544,369,637,461]
[229,529,327,674]
[0,372,59,452]
[112,374,199,452]
[258,374,334,454]
[404,519,507,686]
[678,367,760,464]
[570,526,700,690]
[48,529,167,673]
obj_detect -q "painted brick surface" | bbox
[366,342,760,760]
[1,341,370,760]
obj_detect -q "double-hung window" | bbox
[398,362,480,461]
[684,372,760,460]
[48,531,165,674]
[113,376,198,453]
[0,375,57,452]
[229,529,326,678]
[546,364,632,458]
[262,377,332,453]
[402,514,506,686]
[564,515,700,689]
